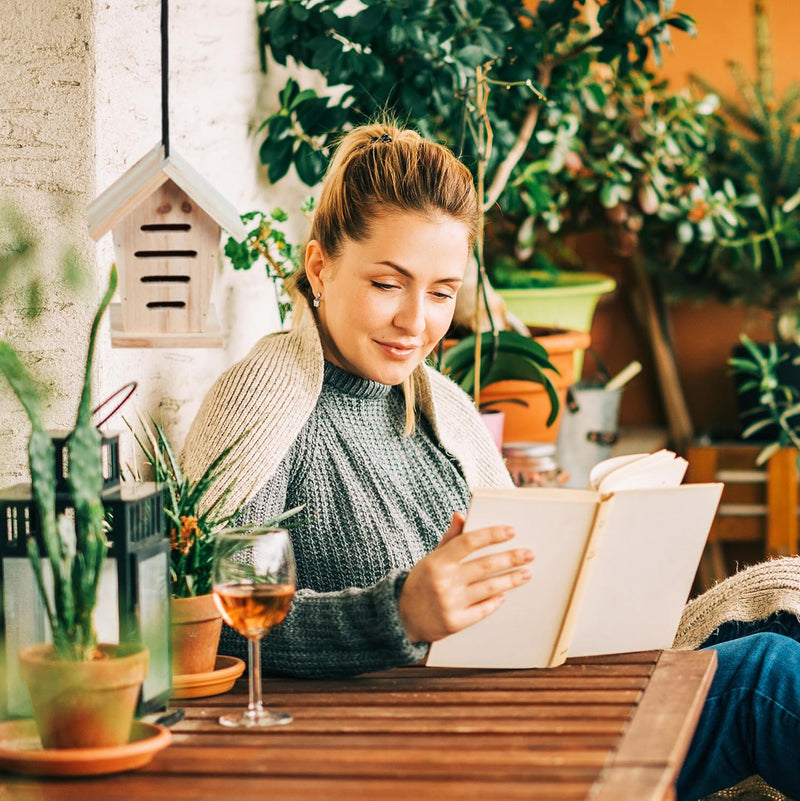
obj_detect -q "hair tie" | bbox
[370,133,392,144]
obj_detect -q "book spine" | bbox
[547,498,613,666]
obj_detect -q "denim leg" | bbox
[699,610,800,649]
[676,631,800,800]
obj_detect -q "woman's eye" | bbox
[431,291,455,301]
[372,281,399,291]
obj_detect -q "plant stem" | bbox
[483,62,552,212]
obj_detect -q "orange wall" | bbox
[660,0,798,97]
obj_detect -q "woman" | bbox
[183,123,800,800]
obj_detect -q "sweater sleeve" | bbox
[217,456,429,679]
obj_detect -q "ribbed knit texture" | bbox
[673,557,800,650]
[181,300,513,678]
[216,361,476,677]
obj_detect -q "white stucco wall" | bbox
[1,0,311,487]
[0,1,96,485]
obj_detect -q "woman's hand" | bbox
[398,512,534,644]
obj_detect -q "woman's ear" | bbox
[305,240,326,296]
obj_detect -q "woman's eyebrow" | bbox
[376,260,463,284]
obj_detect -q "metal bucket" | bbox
[555,382,623,488]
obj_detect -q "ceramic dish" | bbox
[171,654,246,699]
[0,720,171,777]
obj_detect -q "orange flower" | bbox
[171,516,199,555]
[687,200,709,223]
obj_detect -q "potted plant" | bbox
[129,416,302,679]
[633,0,800,445]
[0,247,148,749]
[128,416,233,677]
[729,335,800,464]
[439,328,569,445]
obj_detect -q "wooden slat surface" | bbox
[2,649,715,801]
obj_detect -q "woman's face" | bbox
[306,211,470,386]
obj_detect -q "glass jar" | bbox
[502,441,565,488]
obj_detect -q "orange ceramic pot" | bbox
[18,642,149,749]
[170,593,223,676]
[479,327,591,444]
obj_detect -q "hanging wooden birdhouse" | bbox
[87,143,247,348]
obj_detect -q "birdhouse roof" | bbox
[87,142,248,241]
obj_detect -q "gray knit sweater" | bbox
[219,362,478,678]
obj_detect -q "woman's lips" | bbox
[377,341,419,358]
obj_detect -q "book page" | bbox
[591,449,688,493]
[426,487,599,669]
[587,453,648,490]
[567,483,723,658]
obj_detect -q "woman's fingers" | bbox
[462,565,533,607]
[448,593,507,631]
[461,547,534,584]
[443,523,515,561]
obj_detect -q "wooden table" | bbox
[3,649,716,801]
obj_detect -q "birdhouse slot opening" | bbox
[140,275,191,283]
[140,223,192,232]
[146,300,186,309]
[134,250,198,258]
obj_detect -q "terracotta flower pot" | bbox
[170,593,223,676]
[480,327,592,444]
[18,642,149,749]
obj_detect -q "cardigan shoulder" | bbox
[181,312,324,517]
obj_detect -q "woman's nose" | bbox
[394,293,426,335]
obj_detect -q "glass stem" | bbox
[247,637,263,718]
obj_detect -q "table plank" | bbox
[0,776,597,801]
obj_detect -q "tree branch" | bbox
[483,61,552,211]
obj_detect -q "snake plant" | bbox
[0,266,117,661]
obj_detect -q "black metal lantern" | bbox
[0,432,172,717]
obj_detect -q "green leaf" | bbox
[455,45,488,68]
[481,6,514,33]
[295,142,328,186]
[353,3,385,35]
[295,97,336,137]
[665,13,697,35]
[289,3,310,21]
[261,136,294,184]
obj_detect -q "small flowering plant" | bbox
[129,417,301,598]
[128,416,239,598]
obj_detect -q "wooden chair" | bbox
[686,442,799,592]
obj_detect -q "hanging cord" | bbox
[92,381,138,430]
[161,0,169,157]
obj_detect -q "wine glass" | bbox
[212,526,296,728]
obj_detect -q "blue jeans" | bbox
[677,612,800,800]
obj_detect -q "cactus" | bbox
[0,266,118,661]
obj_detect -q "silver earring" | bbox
[312,292,321,309]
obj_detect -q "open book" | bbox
[426,449,723,669]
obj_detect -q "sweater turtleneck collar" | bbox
[323,360,394,400]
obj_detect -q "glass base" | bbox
[218,707,292,728]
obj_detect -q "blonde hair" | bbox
[287,122,479,434]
